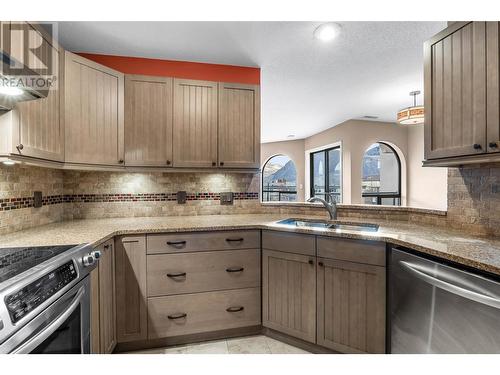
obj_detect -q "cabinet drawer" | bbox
[317,237,386,266]
[147,249,260,297]
[262,230,315,256]
[148,288,261,339]
[147,230,260,254]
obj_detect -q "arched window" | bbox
[362,142,401,205]
[262,155,297,202]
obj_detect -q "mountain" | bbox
[263,160,297,186]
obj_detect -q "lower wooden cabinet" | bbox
[115,235,148,343]
[262,249,316,343]
[316,258,386,353]
[148,288,261,339]
[90,239,117,353]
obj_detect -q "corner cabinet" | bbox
[0,22,64,162]
[218,83,261,169]
[124,75,173,167]
[423,21,500,166]
[64,51,124,166]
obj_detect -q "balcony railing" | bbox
[362,191,401,206]
[262,186,297,202]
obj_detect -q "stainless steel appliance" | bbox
[0,244,99,353]
[390,247,500,353]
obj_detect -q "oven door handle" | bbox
[11,286,86,354]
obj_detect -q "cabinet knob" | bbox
[212,162,216,166]
[318,261,324,267]
[118,159,124,164]
[473,143,482,150]
[166,160,171,165]
[220,161,224,166]
[308,259,314,265]
[489,142,498,149]
[16,144,23,152]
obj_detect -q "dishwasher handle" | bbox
[399,261,500,310]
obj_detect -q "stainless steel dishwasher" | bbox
[390,247,500,353]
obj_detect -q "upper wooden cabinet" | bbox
[486,22,500,155]
[0,22,64,162]
[172,79,218,168]
[424,21,500,166]
[64,51,124,166]
[218,83,260,169]
[124,75,173,167]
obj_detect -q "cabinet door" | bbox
[172,79,218,168]
[317,258,386,353]
[262,249,316,343]
[99,240,116,353]
[115,235,147,343]
[486,22,500,153]
[424,22,487,160]
[218,83,260,168]
[90,264,100,354]
[64,51,124,165]
[9,23,64,161]
[124,75,173,166]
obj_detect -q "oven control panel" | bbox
[5,261,78,323]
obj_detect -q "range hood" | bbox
[0,52,48,111]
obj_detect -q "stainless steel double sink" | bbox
[275,218,379,233]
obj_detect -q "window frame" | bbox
[309,145,342,203]
[361,142,402,206]
[261,154,298,202]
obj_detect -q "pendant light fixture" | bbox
[397,90,424,125]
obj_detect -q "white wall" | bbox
[261,119,448,210]
[406,124,447,210]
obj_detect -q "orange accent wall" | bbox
[77,53,260,85]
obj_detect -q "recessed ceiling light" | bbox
[287,134,295,138]
[0,86,23,96]
[313,22,342,42]
[362,115,379,120]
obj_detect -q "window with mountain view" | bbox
[262,155,297,202]
[362,142,401,205]
[310,146,341,203]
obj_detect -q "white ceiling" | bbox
[56,21,446,143]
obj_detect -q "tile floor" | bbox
[126,335,310,354]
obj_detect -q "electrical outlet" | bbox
[177,191,187,204]
[220,192,233,205]
[33,191,42,208]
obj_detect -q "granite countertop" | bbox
[1,214,500,276]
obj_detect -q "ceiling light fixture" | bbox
[397,90,424,125]
[287,134,295,138]
[2,160,16,165]
[313,22,342,42]
[0,86,23,96]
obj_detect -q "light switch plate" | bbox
[220,192,233,205]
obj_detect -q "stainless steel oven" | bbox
[1,276,90,354]
[0,243,99,354]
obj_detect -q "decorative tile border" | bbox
[0,192,259,212]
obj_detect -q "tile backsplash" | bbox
[447,163,500,236]
[0,165,261,234]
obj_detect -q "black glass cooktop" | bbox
[0,245,76,284]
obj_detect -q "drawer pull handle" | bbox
[226,238,244,242]
[226,306,244,313]
[226,267,244,273]
[167,313,187,320]
[167,272,187,278]
[167,240,187,246]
